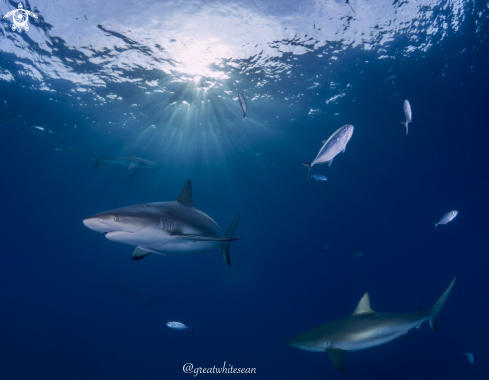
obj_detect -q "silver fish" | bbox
[238,92,247,131]
[287,278,456,372]
[400,100,412,135]
[311,174,327,181]
[433,210,458,230]
[167,321,193,332]
[301,125,354,178]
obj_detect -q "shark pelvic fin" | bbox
[327,348,347,372]
[429,277,456,331]
[132,246,151,260]
[177,180,194,207]
[352,293,375,315]
[219,213,241,266]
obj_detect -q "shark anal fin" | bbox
[327,349,347,372]
[328,158,333,166]
[397,332,408,340]
[177,180,194,207]
[170,232,241,242]
[132,247,151,260]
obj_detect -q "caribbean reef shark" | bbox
[83,180,241,266]
[87,144,161,176]
[287,278,456,372]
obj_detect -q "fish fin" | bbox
[342,146,346,153]
[321,140,327,143]
[352,293,375,315]
[170,232,241,242]
[397,332,408,339]
[429,277,456,331]
[129,149,136,157]
[132,246,151,261]
[400,121,408,135]
[328,159,333,166]
[415,323,422,330]
[300,163,312,179]
[326,349,347,372]
[433,222,438,230]
[219,214,241,267]
[176,180,194,207]
[87,143,103,168]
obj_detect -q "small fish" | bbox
[238,92,247,131]
[307,83,319,90]
[463,352,474,364]
[384,75,396,82]
[311,174,327,181]
[301,124,354,179]
[433,210,458,230]
[386,67,394,73]
[305,77,316,82]
[354,252,363,257]
[400,100,412,135]
[345,0,356,14]
[167,321,193,332]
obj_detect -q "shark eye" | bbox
[114,216,119,222]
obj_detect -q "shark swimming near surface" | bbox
[83,180,241,266]
[87,144,161,176]
[287,278,456,372]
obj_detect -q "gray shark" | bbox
[83,180,241,266]
[88,144,161,176]
[287,278,456,372]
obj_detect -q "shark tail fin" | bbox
[300,162,312,179]
[219,214,241,267]
[433,222,438,230]
[87,144,103,168]
[429,277,456,331]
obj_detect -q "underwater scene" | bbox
[1,0,488,378]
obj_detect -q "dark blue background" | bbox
[0,2,488,379]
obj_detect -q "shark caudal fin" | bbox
[300,163,312,179]
[87,144,103,168]
[433,222,438,230]
[429,277,456,331]
[219,214,241,266]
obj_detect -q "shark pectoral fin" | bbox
[429,277,456,331]
[132,247,151,261]
[397,332,408,339]
[327,349,347,372]
[327,158,333,166]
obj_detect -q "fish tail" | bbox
[400,121,408,135]
[429,278,456,331]
[87,143,103,168]
[433,222,438,230]
[218,214,241,267]
[243,119,245,131]
[300,163,312,179]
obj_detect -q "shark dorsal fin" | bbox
[177,180,194,207]
[352,293,375,315]
[130,150,136,157]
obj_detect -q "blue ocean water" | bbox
[0,0,488,378]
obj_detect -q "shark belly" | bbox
[149,239,220,254]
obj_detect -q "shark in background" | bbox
[287,278,456,372]
[83,180,241,266]
[87,144,161,176]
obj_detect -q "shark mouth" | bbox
[105,226,146,238]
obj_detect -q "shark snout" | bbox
[83,217,108,233]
